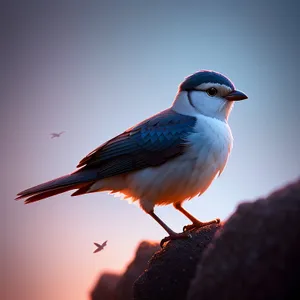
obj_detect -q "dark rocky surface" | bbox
[90,272,120,300]
[133,223,221,300]
[114,241,160,300]
[133,178,300,300]
[187,178,300,300]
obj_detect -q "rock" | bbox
[133,178,300,300]
[187,178,300,300]
[90,272,120,300]
[133,223,221,300]
[114,241,160,300]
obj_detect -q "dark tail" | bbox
[16,170,99,204]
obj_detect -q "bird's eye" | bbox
[206,87,218,97]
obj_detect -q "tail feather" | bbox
[24,184,87,204]
[16,170,99,203]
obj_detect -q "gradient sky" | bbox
[2,1,300,300]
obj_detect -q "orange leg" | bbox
[173,203,220,231]
[148,210,192,247]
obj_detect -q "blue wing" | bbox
[75,108,196,179]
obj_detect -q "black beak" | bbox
[225,90,248,101]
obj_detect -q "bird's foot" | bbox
[160,231,192,248]
[183,218,220,232]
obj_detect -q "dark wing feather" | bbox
[75,109,196,179]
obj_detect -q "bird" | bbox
[16,70,247,247]
[93,240,107,254]
[50,131,65,139]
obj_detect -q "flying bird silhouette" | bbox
[93,240,107,253]
[50,131,65,139]
[16,70,247,247]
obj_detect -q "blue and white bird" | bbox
[16,70,247,246]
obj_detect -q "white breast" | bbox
[189,114,233,178]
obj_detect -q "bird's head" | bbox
[172,70,247,121]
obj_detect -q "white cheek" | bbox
[190,91,225,115]
[172,91,233,121]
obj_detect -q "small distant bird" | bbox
[16,70,247,247]
[50,131,65,139]
[93,240,107,253]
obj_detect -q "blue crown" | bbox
[179,70,235,91]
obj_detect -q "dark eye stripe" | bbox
[187,91,196,109]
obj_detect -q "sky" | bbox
[2,1,300,299]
